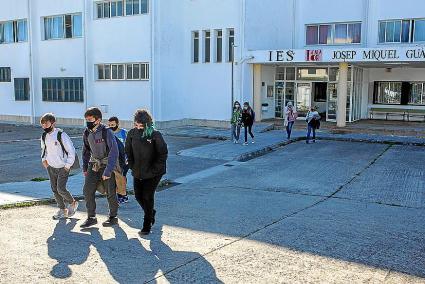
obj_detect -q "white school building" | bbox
[1,0,425,128]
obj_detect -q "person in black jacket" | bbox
[241,102,255,146]
[125,109,168,236]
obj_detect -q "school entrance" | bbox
[273,66,363,122]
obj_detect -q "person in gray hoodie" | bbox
[80,107,120,228]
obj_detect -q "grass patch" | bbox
[31,177,49,182]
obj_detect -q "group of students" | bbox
[230,101,256,145]
[40,107,168,236]
[230,101,321,144]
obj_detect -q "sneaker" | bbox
[235,140,239,144]
[312,139,316,143]
[53,209,68,220]
[80,217,97,228]
[138,227,151,236]
[67,201,79,217]
[251,140,255,144]
[102,216,118,227]
[243,142,248,146]
[117,197,124,205]
[306,140,310,144]
[123,195,129,203]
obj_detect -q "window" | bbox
[414,20,425,42]
[126,0,140,16]
[192,31,199,63]
[44,14,82,40]
[2,22,14,43]
[204,30,211,63]
[216,30,223,63]
[378,19,425,43]
[375,82,402,104]
[286,67,295,80]
[140,0,148,14]
[97,63,149,80]
[97,1,124,18]
[0,67,11,82]
[306,25,318,45]
[14,78,30,101]
[306,22,361,45]
[409,83,425,105]
[16,20,28,42]
[228,28,234,62]
[42,78,84,102]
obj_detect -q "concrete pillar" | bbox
[253,64,262,122]
[337,62,349,127]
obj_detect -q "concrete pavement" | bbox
[0,140,424,283]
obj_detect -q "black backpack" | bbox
[83,127,126,170]
[41,131,80,170]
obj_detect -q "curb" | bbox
[0,179,173,210]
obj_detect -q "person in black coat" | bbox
[241,102,255,145]
[125,109,168,236]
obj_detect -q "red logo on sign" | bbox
[306,50,322,62]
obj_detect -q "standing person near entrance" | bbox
[305,106,321,144]
[284,102,297,140]
[40,113,79,220]
[241,102,255,145]
[81,107,120,228]
[125,109,168,236]
[231,101,242,144]
[108,116,129,204]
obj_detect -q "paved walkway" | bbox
[1,124,424,207]
[1,140,424,283]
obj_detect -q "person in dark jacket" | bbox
[125,109,168,236]
[241,102,255,146]
[81,107,120,228]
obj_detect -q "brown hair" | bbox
[84,107,102,120]
[134,109,153,125]
[40,113,56,124]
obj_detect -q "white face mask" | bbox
[243,106,248,110]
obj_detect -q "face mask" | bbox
[43,126,53,133]
[111,126,118,131]
[244,107,248,110]
[235,105,240,108]
[86,121,96,130]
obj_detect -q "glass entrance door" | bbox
[296,83,311,117]
[327,83,337,121]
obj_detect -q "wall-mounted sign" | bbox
[306,50,322,62]
[250,46,425,64]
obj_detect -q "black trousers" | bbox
[134,176,162,228]
[244,124,254,142]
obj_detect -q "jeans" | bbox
[244,125,254,142]
[286,121,294,139]
[134,176,162,228]
[83,165,118,218]
[47,166,74,210]
[306,123,316,142]
[231,124,241,141]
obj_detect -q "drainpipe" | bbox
[150,0,156,120]
[27,0,35,124]
[292,0,296,49]
[83,0,89,116]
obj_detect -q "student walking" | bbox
[284,102,297,140]
[231,101,242,144]
[108,116,129,204]
[125,109,168,236]
[80,107,120,228]
[40,113,79,220]
[306,106,321,144]
[241,102,255,146]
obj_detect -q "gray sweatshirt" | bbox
[82,124,118,177]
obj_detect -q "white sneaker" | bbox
[243,142,248,146]
[251,140,255,144]
[53,209,68,220]
[67,201,79,217]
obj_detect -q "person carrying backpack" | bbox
[305,106,321,144]
[241,102,255,146]
[80,107,120,228]
[40,113,79,220]
[108,116,129,204]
